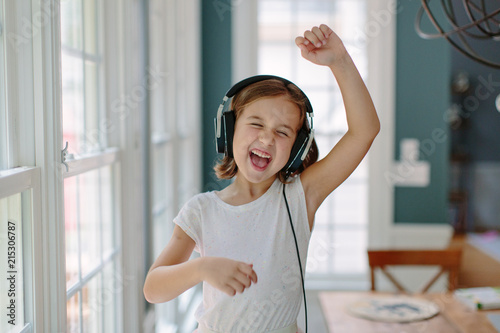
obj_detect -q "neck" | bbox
[233,175,276,198]
[216,174,277,206]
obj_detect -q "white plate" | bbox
[346,296,440,323]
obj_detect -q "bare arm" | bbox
[296,25,380,227]
[143,225,258,303]
[143,225,200,303]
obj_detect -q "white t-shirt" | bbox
[174,176,311,332]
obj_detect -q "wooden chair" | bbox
[367,249,463,293]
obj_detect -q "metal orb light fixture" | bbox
[416,0,500,68]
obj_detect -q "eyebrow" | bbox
[246,115,295,132]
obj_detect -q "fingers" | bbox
[228,263,258,296]
[202,258,259,297]
[221,267,257,296]
[239,262,258,284]
[319,24,333,38]
[295,24,333,49]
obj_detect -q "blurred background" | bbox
[1,0,499,332]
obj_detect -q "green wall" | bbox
[201,1,232,192]
[394,0,451,223]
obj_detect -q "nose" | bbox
[258,128,274,146]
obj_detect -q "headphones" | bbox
[214,75,314,177]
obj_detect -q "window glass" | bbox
[64,165,119,331]
[61,0,105,156]
[64,165,118,290]
[66,292,80,332]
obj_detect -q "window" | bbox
[60,0,121,331]
[257,0,369,285]
[147,0,201,331]
[1,0,165,331]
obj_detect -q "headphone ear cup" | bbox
[222,111,235,157]
[215,117,226,154]
[215,111,235,157]
[283,128,310,175]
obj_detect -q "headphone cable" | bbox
[282,184,308,333]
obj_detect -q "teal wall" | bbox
[394,0,451,223]
[201,1,232,191]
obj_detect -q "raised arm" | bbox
[296,24,380,226]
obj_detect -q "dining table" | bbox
[318,291,500,333]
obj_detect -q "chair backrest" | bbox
[367,249,463,293]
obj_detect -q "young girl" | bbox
[144,24,380,333]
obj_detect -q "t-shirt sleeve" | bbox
[173,194,203,253]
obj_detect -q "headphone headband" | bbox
[225,75,313,115]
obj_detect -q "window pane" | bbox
[332,228,367,273]
[67,293,80,333]
[61,0,83,50]
[101,166,117,258]
[64,164,120,332]
[61,52,85,156]
[64,165,115,281]
[64,166,118,332]
[81,273,102,333]
[84,61,101,151]
[61,0,104,156]
[79,169,102,277]
[102,262,118,332]
[83,0,98,55]
[65,176,79,289]
[0,193,25,331]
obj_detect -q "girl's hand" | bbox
[200,257,258,296]
[295,24,347,68]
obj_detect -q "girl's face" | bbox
[232,96,301,184]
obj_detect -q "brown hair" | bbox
[214,79,319,183]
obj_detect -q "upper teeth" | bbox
[252,150,271,159]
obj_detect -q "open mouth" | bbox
[250,149,272,169]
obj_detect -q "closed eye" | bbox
[277,131,289,137]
